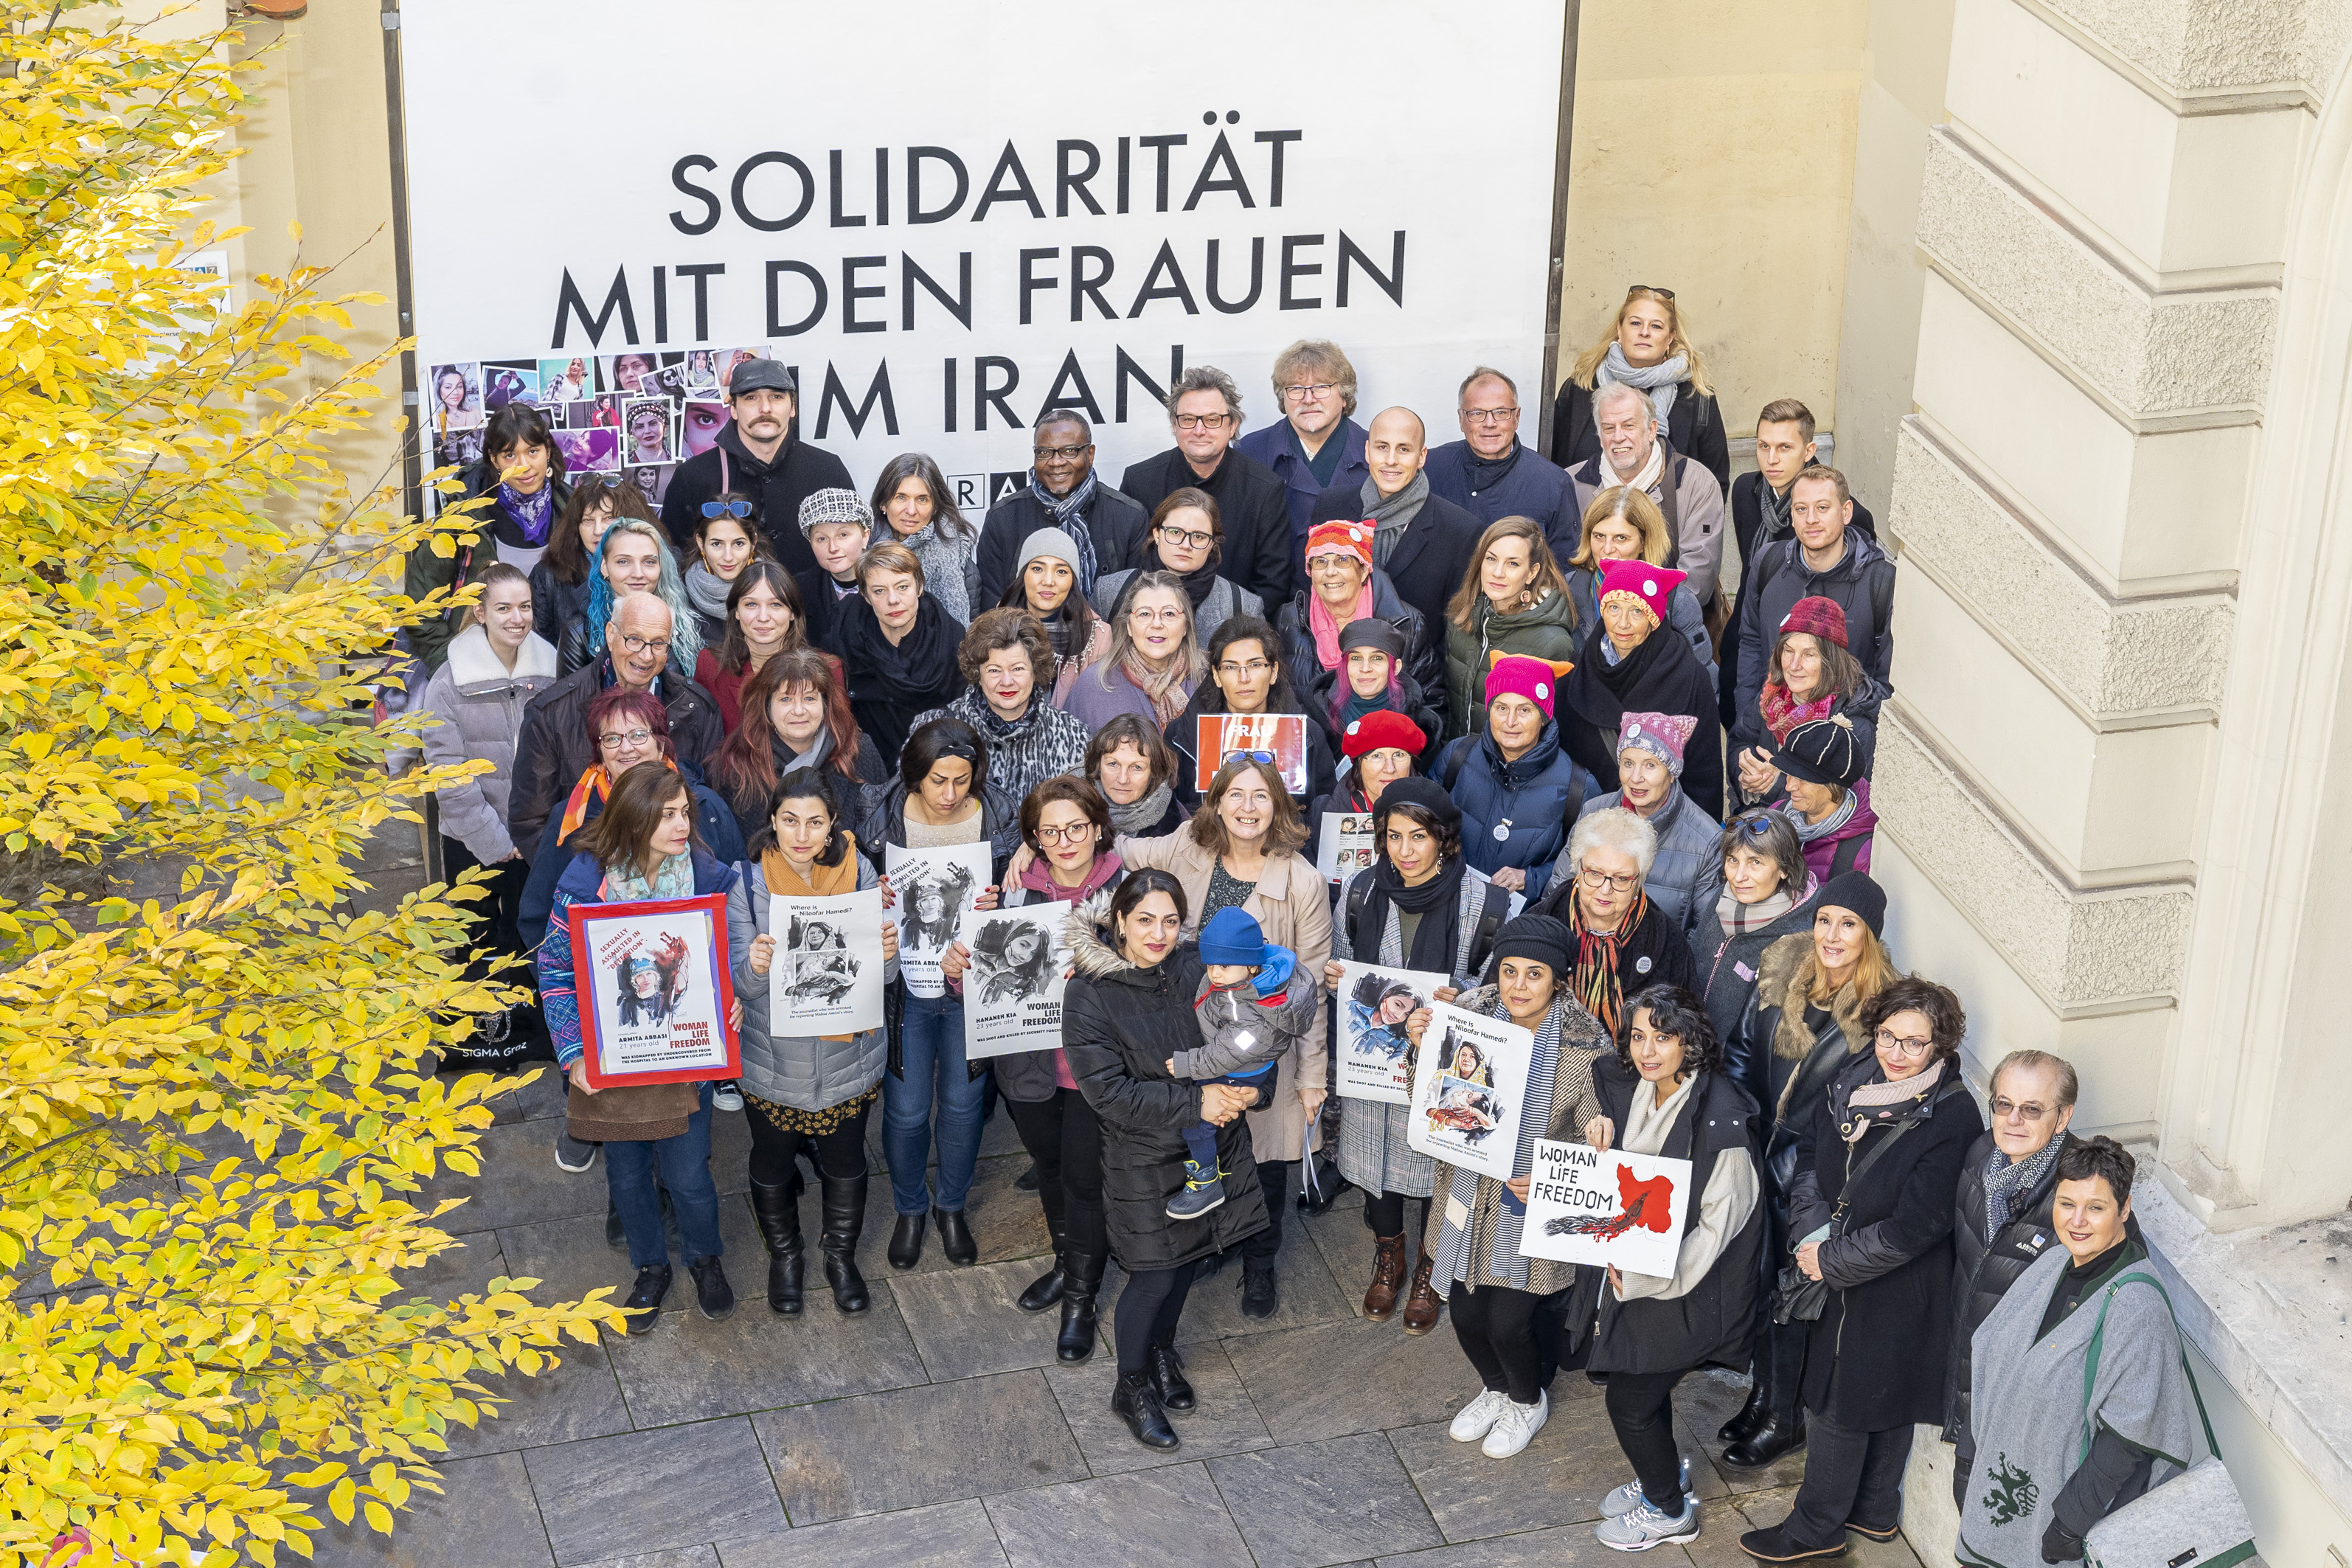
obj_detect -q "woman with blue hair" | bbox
[579,516,701,676]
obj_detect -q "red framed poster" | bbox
[566,892,740,1090]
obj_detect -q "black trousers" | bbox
[440,836,547,1066]
[1363,1190,1431,1242]
[1783,1403,1913,1547]
[1449,1283,1544,1405]
[744,1096,871,1187]
[1112,1259,1198,1376]
[1605,1367,1693,1513]
[1005,1089,1107,1259]
[1241,1158,1291,1263]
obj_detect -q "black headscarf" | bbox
[1559,614,1673,732]
[1358,777,1469,976]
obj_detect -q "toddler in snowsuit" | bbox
[1168,906,1322,1219]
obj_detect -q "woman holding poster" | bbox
[1578,985,1762,1551]
[1165,616,1335,810]
[728,768,897,1317]
[1402,914,1611,1462]
[1326,777,1517,1333]
[540,762,742,1333]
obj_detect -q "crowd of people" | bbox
[404,291,2210,1564]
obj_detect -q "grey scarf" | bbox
[1786,792,1857,845]
[1758,471,1794,546]
[1033,471,1100,588]
[1359,470,1429,569]
[1106,778,1175,837]
[1983,1136,2065,1237]
[1599,341,1688,430]
[683,561,734,623]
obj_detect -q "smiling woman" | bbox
[908,607,1090,804]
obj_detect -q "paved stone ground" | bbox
[313,822,1929,1568]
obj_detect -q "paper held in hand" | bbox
[567,892,739,1090]
[885,841,993,999]
[1404,1000,1533,1182]
[1196,713,1311,796]
[1333,960,1449,1105]
[961,901,1073,1058]
[769,888,887,1034]
[1316,811,1376,884]
[1517,1139,1692,1277]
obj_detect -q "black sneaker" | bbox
[554,1128,599,1173]
[689,1256,735,1320]
[1239,1264,1279,1320]
[622,1263,671,1333]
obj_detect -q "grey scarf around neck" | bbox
[682,560,734,622]
[1599,341,1688,431]
[1359,470,1429,569]
[1106,777,1175,837]
[1982,1135,2065,1237]
[1758,468,1795,544]
[1033,471,1100,586]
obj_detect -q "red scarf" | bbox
[1760,681,1837,745]
[1571,887,1650,1044]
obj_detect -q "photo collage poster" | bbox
[571,893,735,1089]
[884,842,995,999]
[1404,999,1534,1182]
[1333,960,1450,1105]
[423,344,769,513]
[962,901,1073,1058]
[768,889,887,1034]
[1317,811,1376,885]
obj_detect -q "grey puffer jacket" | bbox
[417,623,560,862]
[1176,948,1322,1080]
[727,852,897,1112]
[1564,787,1721,954]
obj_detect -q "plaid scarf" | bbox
[1571,887,1649,1044]
[1983,1133,2066,1236]
[1760,680,1838,744]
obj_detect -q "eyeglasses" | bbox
[1461,407,1520,426]
[1128,606,1186,627]
[1033,823,1095,845]
[1576,868,1640,893]
[701,499,753,520]
[1217,659,1272,680]
[598,728,654,747]
[1991,1097,2054,1122]
[1283,381,1337,402]
[1033,444,1091,462]
[1874,1027,1935,1057]
[1158,524,1215,549]
[1173,413,1230,431]
[614,632,665,656]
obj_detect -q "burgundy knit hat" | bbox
[1777,595,1848,650]
[1341,707,1426,760]
[1485,653,1564,721]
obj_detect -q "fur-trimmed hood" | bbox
[1066,888,1130,980]
[1756,930,1873,1121]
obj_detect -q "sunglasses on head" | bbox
[1634,285,1676,300]
[1232,750,1277,766]
[702,499,754,520]
[1738,814,1777,836]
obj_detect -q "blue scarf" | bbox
[498,480,555,546]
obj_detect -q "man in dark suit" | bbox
[973,411,1148,608]
[658,359,852,577]
[1233,338,1370,561]
[1305,407,1479,659]
[1118,365,1293,604]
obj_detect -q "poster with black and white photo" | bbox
[1317,811,1376,885]
[885,842,994,998]
[962,901,1072,1058]
[1406,999,1533,1181]
[567,892,738,1089]
[1334,960,1449,1104]
[769,888,886,1033]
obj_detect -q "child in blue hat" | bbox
[1168,907,1322,1219]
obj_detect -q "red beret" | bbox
[1341,707,1426,760]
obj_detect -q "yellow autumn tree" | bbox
[0,7,619,1564]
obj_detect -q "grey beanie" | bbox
[1017,527,1083,577]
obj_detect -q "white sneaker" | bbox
[1595,1495,1700,1551]
[712,1081,744,1112]
[1602,1457,1693,1518]
[1448,1387,1513,1443]
[1481,1390,1550,1458]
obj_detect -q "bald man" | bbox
[507,589,723,853]
[1305,406,1481,660]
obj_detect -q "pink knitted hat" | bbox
[1484,653,1567,721]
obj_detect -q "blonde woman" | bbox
[1564,488,1716,676]
[1441,516,1578,739]
[1548,285,1730,493]
[1063,571,1205,732]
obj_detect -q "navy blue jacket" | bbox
[1435,722,1597,901]
[517,765,744,953]
[1235,417,1370,558]
[1424,439,1570,546]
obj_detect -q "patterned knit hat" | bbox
[797,487,872,537]
[1774,714,1866,788]
[1778,595,1849,650]
[1596,558,1687,623]
[1618,711,1698,780]
[1305,520,1375,569]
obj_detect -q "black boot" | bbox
[820,1173,872,1314]
[1719,1350,1771,1444]
[934,1207,978,1266]
[887,1212,926,1270]
[749,1178,805,1317]
[1113,1371,1179,1451]
[1148,1332,1195,1412]
[1018,1235,1067,1313]
[1723,1321,1808,1468]
[1057,1251,1106,1363]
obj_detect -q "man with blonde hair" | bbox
[1235,338,1371,556]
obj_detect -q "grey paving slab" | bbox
[983,1463,1252,1568]
[440,1339,633,1460]
[498,1209,642,1319]
[315,1451,552,1568]
[1677,1364,1802,1494]
[1223,1314,1472,1443]
[716,1499,1009,1567]
[393,1226,508,1305]
[1208,1431,1445,1568]
[575,1549,721,1568]
[754,1368,1086,1523]
[482,1064,572,1125]
[895,1153,1057,1275]
[1302,1201,1382,1319]
[416,1117,616,1231]
[887,1256,1068,1381]
[1370,1522,1643,1566]
[1145,1213,1356,1345]
[1044,1339,1276,1474]
[524,1418,785,1565]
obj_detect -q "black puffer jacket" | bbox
[529,561,597,676]
[507,662,724,853]
[1941,1129,2081,1443]
[1061,917,1270,1271]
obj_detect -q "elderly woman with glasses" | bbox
[1530,806,1696,1044]
[1064,571,1204,733]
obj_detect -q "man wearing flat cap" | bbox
[661,356,853,578]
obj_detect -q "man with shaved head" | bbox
[1305,405,1479,658]
[1566,379,1729,607]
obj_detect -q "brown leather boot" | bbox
[1361,1232,1409,1320]
[1400,1254,1443,1335]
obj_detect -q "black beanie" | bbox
[1817,871,1887,936]
[1774,715,1867,789]
[1490,913,1572,976]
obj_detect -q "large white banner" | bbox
[396,0,1566,508]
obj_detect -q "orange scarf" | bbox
[558,757,680,845]
[762,833,864,1041]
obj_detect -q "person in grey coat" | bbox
[1556,712,1718,952]
[729,766,898,1318]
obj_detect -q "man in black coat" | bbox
[1118,365,1293,606]
[507,593,723,853]
[659,359,853,579]
[1423,367,1570,546]
[1305,408,1479,662]
[974,410,1149,609]
[1731,464,1897,754]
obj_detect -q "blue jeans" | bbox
[886,991,989,1215]
[604,1082,724,1270]
[1181,1066,1275,1168]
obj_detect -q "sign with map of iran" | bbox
[1516,1139,1692,1278]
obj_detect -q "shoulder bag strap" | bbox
[1442,738,1470,793]
[1466,882,1508,979]
[1830,833,1864,878]
[1346,877,1371,950]
[2083,1270,2224,1465]
[1827,1112,1920,1229]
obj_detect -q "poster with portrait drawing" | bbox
[963,901,1072,1058]
[1518,1139,1692,1276]
[885,842,993,998]
[769,889,885,1033]
[1406,1000,1533,1181]
[1334,960,1450,1104]
[1317,811,1376,884]
[567,892,737,1089]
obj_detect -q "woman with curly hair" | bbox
[909,608,1091,806]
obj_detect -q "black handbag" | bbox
[1771,1112,1920,1325]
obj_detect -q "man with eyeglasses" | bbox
[1566,380,1729,610]
[1424,367,1570,545]
[1117,365,1294,604]
[974,409,1148,608]
[659,357,852,580]
[1304,406,1481,659]
[506,591,723,856]
[1234,337,1372,560]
